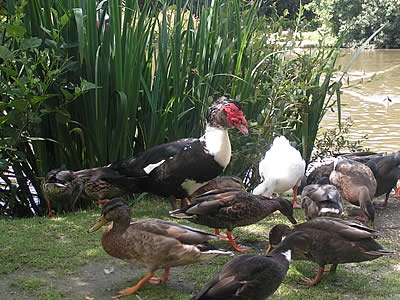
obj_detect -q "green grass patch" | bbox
[1,195,399,299]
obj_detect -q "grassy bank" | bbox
[1,196,399,299]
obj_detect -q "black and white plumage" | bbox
[42,97,248,211]
[191,231,310,300]
[301,177,344,220]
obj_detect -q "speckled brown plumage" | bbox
[189,176,244,198]
[170,188,297,252]
[88,198,232,297]
[301,177,344,220]
[329,157,377,228]
[42,169,84,216]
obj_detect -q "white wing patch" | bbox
[143,160,166,174]
[320,207,340,214]
[281,249,291,262]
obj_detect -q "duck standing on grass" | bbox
[170,188,297,252]
[267,217,393,286]
[301,177,344,220]
[43,97,248,213]
[42,169,84,217]
[253,136,306,208]
[191,231,311,300]
[88,198,233,298]
[329,157,377,228]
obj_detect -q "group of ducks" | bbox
[42,97,399,299]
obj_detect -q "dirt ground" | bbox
[1,196,399,300]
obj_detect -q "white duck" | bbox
[253,136,306,208]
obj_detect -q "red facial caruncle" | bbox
[223,104,248,135]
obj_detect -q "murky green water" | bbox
[321,49,400,153]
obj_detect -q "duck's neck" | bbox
[201,125,231,169]
[260,197,282,214]
[109,215,130,234]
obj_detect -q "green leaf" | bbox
[20,38,42,50]
[0,65,17,76]
[31,94,58,105]
[4,24,26,37]
[0,46,12,61]
[60,13,70,26]
[11,99,27,111]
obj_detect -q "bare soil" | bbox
[1,196,399,300]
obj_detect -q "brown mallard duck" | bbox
[253,136,306,208]
[301,177,344,220]
[267,217,393,286]
[88,198,232,298]
[42,169,84,217]
[329,157,377,228]
[191,231,311,300]
[365,150,400,208]
[189,175,244,198]
[44,97,248,212]
[170,188,297,252]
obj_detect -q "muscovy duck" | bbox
[253,136,306,208]
[43,97,248,212]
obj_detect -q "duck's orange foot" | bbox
[149,268,169,284]
[392,187,400,197]
[292,201,302,209]
[232,244,252,252]
[98,199,110,205]
[355,214,368,222]
[215,229,236,241]
[148,277,165,284]
[298,277,319,286]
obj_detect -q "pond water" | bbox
[320,49,400,153]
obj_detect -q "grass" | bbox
[1,196,399,299]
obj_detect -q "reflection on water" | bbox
[321,49,400,153]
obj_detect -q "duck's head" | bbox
[276,197,297,224]
[266,224,292,254]
[273,231,311,254]
[207,97,248,135]
[88,197,131,233]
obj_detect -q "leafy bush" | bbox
[1,0,344,215]
[0,2,93,215]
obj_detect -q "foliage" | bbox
[306,0,400,48]
[311,117,368,161]
[230,6,344,186]
[0,1,94,215]
[1,0,344,215]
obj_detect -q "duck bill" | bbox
[235,122,248,135]
[287,215,297,224]
[88,216,109,233]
